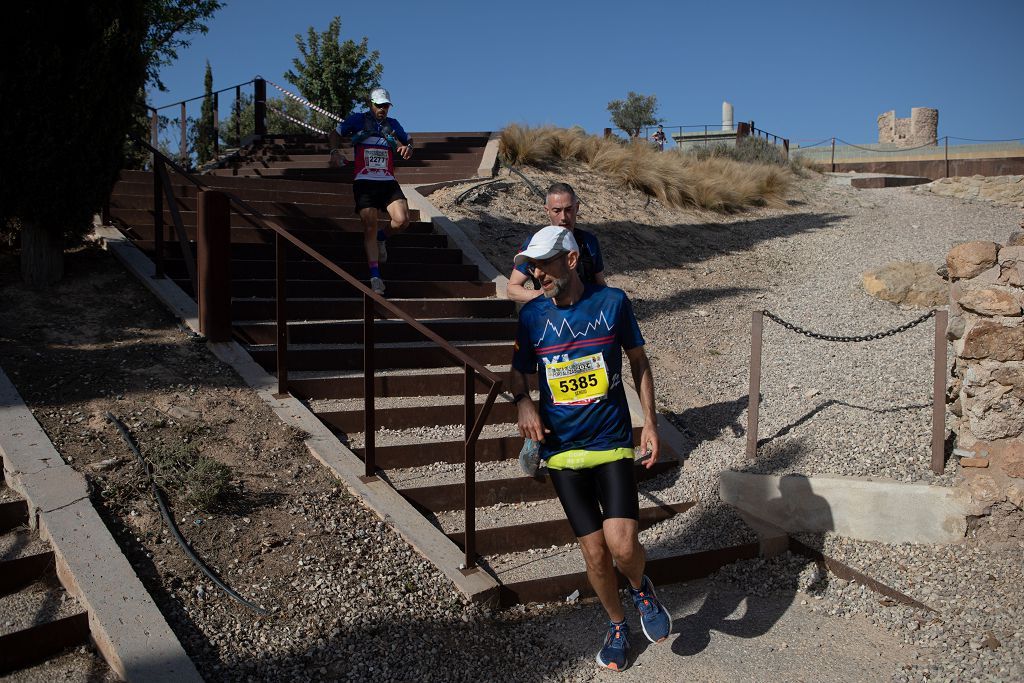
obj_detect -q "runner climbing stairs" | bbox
[108,132,764,605]
[0,473,107,677]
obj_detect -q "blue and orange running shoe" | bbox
[629,575,672,643]
[595,619,630,671]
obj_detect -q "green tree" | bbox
[607,91,660,139]
[143,0,224,92]
[284,16,383,119]
[195,60,216,164]
[1,1,223,287]
[1,4,148,287]
[218,95,315,148]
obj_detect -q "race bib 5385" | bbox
[545,352,609,405]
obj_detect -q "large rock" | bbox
[963,381,1024,440]
[957,286,1023,317]
[862,261,946,307]
[961,320,1024,361]
[992,364,1024,401]
[998,245,1024,287]
[947,241,999,279]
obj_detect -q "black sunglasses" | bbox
[526,253,567,273]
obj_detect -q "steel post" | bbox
[153,159,164,278]
[944,136,949,178]
[150,108,159,150]
[363,294,376,478]
[464,365,477,569]
[746,311,764,459]
[180,102,187,166]
[235,85,241,146]
[932,310,948,474]
[274,232,288,397]
[254,78,267,137]
[831,137,836,173]
[196,190,231,342]
[213,91,220,158]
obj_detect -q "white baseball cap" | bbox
[370,88,392,105]
[514,226,579,266]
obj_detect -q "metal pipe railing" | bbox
[132,137,502,569]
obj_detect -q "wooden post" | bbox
[196,190,232,342]
[150,108,159,150]
[746,311,764,459]
[152,158,164,278]
[464,365,476,569]
[235,85,242,146]
[363,293,376,479]
[275,232,288,397]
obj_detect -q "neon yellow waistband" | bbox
[545,447,634,470]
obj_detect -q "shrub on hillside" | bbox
[499,124,793,211]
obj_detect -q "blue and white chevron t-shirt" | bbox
[511,285,645,460]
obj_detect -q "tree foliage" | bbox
[195,61,216,164]
[1,4,149,286]
[143,0,224,91]
[218,95,315,148]
[607,91,660,139]
[284,16,383,119]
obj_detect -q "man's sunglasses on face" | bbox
[528,253,567,273]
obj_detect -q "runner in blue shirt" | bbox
[506,183,606,303]
[328,87,413,295]
[508,226,672,671]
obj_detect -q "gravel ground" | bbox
[430,168,1024,680]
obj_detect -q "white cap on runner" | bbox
[514,226,579,266]
[370,88,392,105]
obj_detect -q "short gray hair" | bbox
[545,182,577,204]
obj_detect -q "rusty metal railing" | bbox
[133,138,502,570]
[746,308,948,474]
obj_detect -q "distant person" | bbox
[328,87,413,295]
[506,183,605,303]
[508,226,671,671]
[650,125,667,151]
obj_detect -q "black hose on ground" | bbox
[105,412,270,616]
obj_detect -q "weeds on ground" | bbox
[149,439,234,512]
[687,137,819,178]
[499,124,795,211]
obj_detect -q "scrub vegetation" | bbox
[500,124,796,212]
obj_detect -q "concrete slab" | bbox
[720,471,970,544]
[0,369,201,683]
[825,172,930,188]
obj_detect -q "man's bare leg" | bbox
[578,530,625,622]
[385,198,410,234]
[359,207,380,262]
[602,518,644,589]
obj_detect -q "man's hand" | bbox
[516,398,550,443]
[638,421,660,469]
[398,144,412,160]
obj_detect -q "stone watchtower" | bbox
[877,107,938,147]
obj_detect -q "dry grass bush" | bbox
[499,124,792,211]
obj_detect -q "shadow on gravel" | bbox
[757,398,932,449]
[661,394,748,464]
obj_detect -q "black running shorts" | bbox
[353,179,405,213]
[548,458,639,538]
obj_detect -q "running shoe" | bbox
[370,276,386,295]
[629,575,672,643]
[377,240,388,263]
[595,619,630,671]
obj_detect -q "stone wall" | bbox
[878,107,939,148]
[946,231,1024,515]
[915,175,1024,209]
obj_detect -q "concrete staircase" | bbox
[108,133,763,604]
[0,474,103,677]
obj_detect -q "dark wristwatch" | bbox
[511,392,528,405]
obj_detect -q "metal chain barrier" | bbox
[259,75,342,123]
[762,309,936,342]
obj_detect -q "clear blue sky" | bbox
[149,0,1024,144]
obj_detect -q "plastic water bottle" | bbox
[519,438,540,476]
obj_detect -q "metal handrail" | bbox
[132,137,502,569]
[149,79,257,111]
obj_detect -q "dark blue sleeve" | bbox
[617,292,645,350]
[511,309,538,374]
[587,232,604,273]
[514,237,531,276]
[336,113,361,136]
[389,118,410,145]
